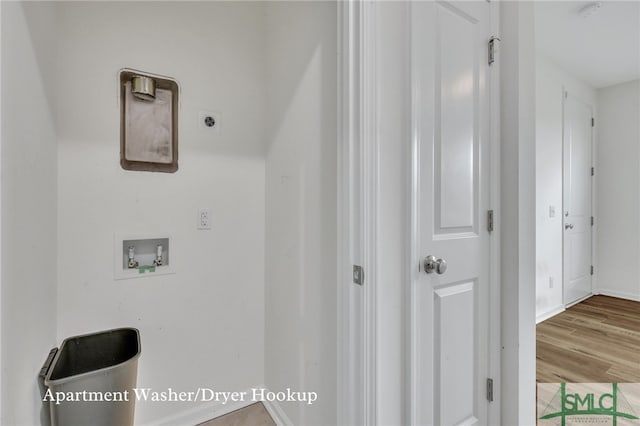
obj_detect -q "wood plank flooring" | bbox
[537,295,640,383]
[198,403,276,426]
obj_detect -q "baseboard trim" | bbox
[262,398,294,426]
[140,386,292,426]
[536,304,565,324]
[142,398,252,426]
[565,293,593,309]
[593,289,640,302]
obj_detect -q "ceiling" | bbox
[535,1,640,89]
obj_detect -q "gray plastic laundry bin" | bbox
[42,328,141,426]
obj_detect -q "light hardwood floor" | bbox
[537,295,640,383]
[198,403,276,426]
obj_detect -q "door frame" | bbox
[337,1,379,424]
[339,3,540,426]
[0,3,3,422]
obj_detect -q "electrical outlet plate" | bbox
[198,208,211,230]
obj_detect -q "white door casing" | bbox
[337,1,379,424]
[563,92,593,306]
[410,2,492,425]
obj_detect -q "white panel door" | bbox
[411,2,491,425]
[563,93,593,306]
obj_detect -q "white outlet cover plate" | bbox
[198,208,211,230]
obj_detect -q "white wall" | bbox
[500,2,537,424]
[264,3,337,425]
[534,53,597,322]
[596,79,640,300]
[54,3,266,424]
[1,3,58,425]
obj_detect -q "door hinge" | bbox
[487,378,494,402]
[592,117,595,127]
[487,210,494,233]
[591,166,595,176]
[591,265,594,276]
[591,216,594,226]
[353,265,364,285]
[488,36,500,66]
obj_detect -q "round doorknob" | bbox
[424,255,447,275]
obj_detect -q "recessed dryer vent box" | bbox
[115,234,175,280]
[119,68,179,173]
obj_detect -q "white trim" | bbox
[409,0,424,408]
[565,293,592,309]
[591,99,598,296]
[488,2,502,424]
[337,1,378,425]
[140,386,292,426]
[140,388,251,426]
[0,3,3,422]
[361,2,378,425]
[499,2,537,425]
[594,289,640,303]
[262,399,294,426]
[336,2,349,425]
[536,304,565,324]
